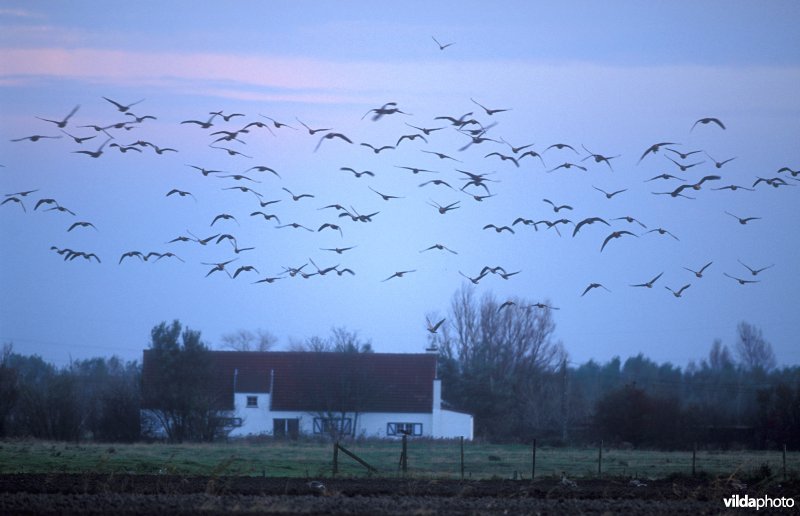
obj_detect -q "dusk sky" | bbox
[1,1,798,369]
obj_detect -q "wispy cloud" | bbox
[1,47,799,115]
[0,47,399,103]
[0,8,44,19]
[0,47,479,107]
[196,87,366,105]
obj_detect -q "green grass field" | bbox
[1,439,796,480]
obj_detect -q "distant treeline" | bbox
[431,286,799,449]
[1,314,798,448]
[0,346,140,442]
[429,287,800,449]
[441,348,800,449]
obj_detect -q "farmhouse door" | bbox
[273,419,286,438]
[287,418,299,440]
[273,418,300,440]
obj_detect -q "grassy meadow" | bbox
[1,439,796,481]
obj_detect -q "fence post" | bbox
[336,442,378,475]
[692,442,697,476]
[401,434,408,475]
[460,436,465,480]
[531,439,536,481]
[598,440,603,478]
[333,440,339,478]
[783,444,787,482]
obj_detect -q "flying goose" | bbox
[37,105,80,128]
[665,284,691,297]
[630,272,664,288]
[102,96,144,112]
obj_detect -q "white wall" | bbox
[437,409,474,440]
[229,407,435,438]
[228,379,473,440]
[432,379,473,439]
[230,392,272,436]
[354,412,433,438]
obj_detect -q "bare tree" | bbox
[442,285,562,377]
[284,328,374,437]
[735,321,776,372]
[287,335,328,352]
[436,284,564,440]
[707,338,734,370]
[288,327,373,353]
[220,329,277,352]
[330,327,373,353]
[1,343,11,363]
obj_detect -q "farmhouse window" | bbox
[387,422,422,436]
[313,417,352,436]
[222,417,243,428]
[246,396,258,408]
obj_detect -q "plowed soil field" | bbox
[0,474,796,514]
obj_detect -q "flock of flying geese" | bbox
[4,76,796,326]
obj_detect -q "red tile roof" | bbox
[143,351,437,414]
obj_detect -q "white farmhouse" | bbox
[142,350,473,440]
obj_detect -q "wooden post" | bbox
[692,442,697,476]
[783,444,787,482]
[531,439,537,481]
[401,434,408,475]
[460,436,465,480]
[598,440,603,478]
[337,442,378,474]
[333,440,339,478]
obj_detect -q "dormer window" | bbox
[246,396,258,408]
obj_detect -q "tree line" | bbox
[431,285,799,449]
[1,290,797,447]
[0,343,140,441]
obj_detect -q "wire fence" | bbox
[329,438,799,481]
[0,438,797,480]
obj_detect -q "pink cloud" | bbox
[0,47,389,97]
[0,8,43,18]
[2,47,798,116]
